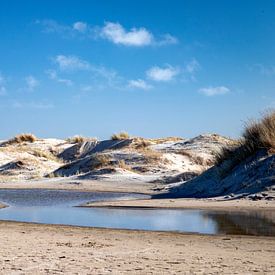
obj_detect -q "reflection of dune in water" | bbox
[204,210,275,236]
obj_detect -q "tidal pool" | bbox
[0,189,274,236]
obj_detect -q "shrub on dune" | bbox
[215,110,275,175]
[7,133,37,145]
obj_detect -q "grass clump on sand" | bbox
[138,148,163,164]
[132,137,152,149]
[6,133,37,145]
[117,159,133,171]
[92,153,111,169]
[215,110,275,175]
[66,135,97,144]
[111,132,130,140]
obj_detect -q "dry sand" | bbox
[0,221,274,274]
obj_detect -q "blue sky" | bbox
[0,0,274,139]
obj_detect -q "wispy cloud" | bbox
[46,69,73,86]
[49,54,123,91]
[199,86,230,96]
[251,64,275,76]
[73,21,87,33]
[157,34,178,46]
[12,101,54,109]
[53,55,119,83]
[182,59,201,82]
[37,20,178,47]
[54,55,90,71]
[146,65,179,82]
[184,59,201,74]
[36,19,72,35]
[25,75,39,91]
[128,79,152,90]
[0,73,7,95]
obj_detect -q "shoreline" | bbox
[0,220,274,274]
[0,181,274,211]
[0,179,160,195]
[82,197,275,211]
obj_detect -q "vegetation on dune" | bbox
[117,159,133,171]
[139,148,163,164]
[132,137,152,149]
[30,148,61,162]
[5,133,37,145]
[66,135,97,144]
[111,132,130,140]
[176,150,213,166]
[92,153,111,169]
[215,110,275,175]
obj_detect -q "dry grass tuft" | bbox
[31,149,61,162]
[6,133,37,145]
[148,137,183,144]
[117,159,133,171]
[138,148,163,164]
[176,150,214,166]
[66,136,97,144]
[132,137,152,149]
[111,132,130,140]
[92,154,111,169]
[215,110,275,175]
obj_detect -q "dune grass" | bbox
[6,133,37,145]
[66,135,97,144]
[215,110,275,175]
[111,132,130,140]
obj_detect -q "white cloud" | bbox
[73,21,87,33]
[100,22,153,46]
[199,86,230,96]
[128,79,152,90]
[46,70,73,86]
[38,20,178,47]
[25,75,39,91]
[54,55,90,71]
[146,65,179,82]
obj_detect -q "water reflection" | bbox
[203,210,275,236]
[0,189,274,236]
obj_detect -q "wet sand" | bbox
[0,221,274,274]
[0,179,158,194]
[83,197,275,211]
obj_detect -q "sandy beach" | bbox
[83,197,275,210]
[0,179,158,195]
[0,221,274,274]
